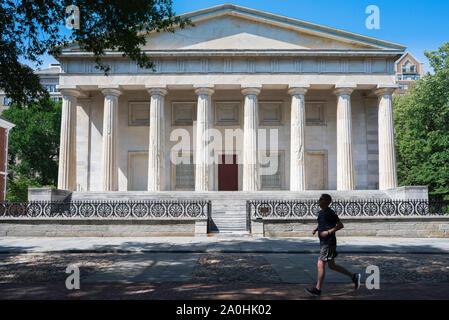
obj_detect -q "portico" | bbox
[54,4,405,195]
[57,82,397,193]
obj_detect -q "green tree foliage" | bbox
[394,42,449,197]
[6,176,42,202]
[1,0,189,105]
[3,98,62,189]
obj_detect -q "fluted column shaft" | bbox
[242,87,261,191]
[334,87,355,190]
[376,87,398,189]
[100,88,122,191]
[147,87,167,191]
[58,89,80,190]
[288,86,309,191]
[194,86,214,191]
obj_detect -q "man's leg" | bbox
[316,259,326,290]
[327,259,353,278]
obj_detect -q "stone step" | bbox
[209,231,250,237]
[214,227,247,231]
[212,218,246,221]
[212,218,246,222]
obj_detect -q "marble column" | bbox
[334,87,355,190]
[76,98,91,192]
[57,87,80,191]
[288,85,309,191]
[146,86,167,191]
[194,86,214,191]
[242,86,261,191]
[375,87,398,189]
[100,86,122,191]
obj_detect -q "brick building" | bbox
[0,64,62,114]
[395,52,425,95]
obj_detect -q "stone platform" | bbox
[3,186,438,238]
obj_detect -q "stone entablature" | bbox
[59,56,396,74]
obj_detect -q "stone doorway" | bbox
[218,154,238,191]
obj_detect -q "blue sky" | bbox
[40,0,449,72]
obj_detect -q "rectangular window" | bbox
[3,97,9,105]
[215,101,240,125]
[259,101,282,125]
[174,155,195,189]
[46,85,56,93]
[404,84,408,90]
[398,74,402,80]
[172,102,195,126]
[306,102,326,125]
[261,152,283,189]
[128,102,150,126]
[403,75,407,80]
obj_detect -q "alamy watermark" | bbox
[65,5,80,30]
[365,265,380,289]
[365,5,380,30]
[65,264,80,290]
[170,126,280,174]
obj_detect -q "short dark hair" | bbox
[319,194,332,204]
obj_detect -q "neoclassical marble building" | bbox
[55,4,405,194]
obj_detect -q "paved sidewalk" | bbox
[1,236,449,254]
[2,281,448,300]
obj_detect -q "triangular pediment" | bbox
[58,4,405,55]
[141,4,405,51]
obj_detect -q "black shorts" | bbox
[319,245,338,261]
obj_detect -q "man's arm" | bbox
[312,226,318,235]
[322,221,344,237]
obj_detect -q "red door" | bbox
[218,155,238,191]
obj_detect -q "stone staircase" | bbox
[209,198,247,233]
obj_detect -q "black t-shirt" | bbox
[317,207,340,245]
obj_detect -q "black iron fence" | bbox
[248,199,449,219]
[0,200,211,219]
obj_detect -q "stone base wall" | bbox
[0,219,207,237]
[255,217,449,238]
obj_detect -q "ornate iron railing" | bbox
[248,199,449,219]
[0,200,211,219]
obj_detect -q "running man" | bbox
[305,194,361,296]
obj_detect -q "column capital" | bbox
[57,85,81,98]
[375,85,397,96]
[99,85,122,97]
[146,85,168,96]
[241,85,262,96]
[333,86,356,96]
[288,84,310,96]
[194,85,214,96]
